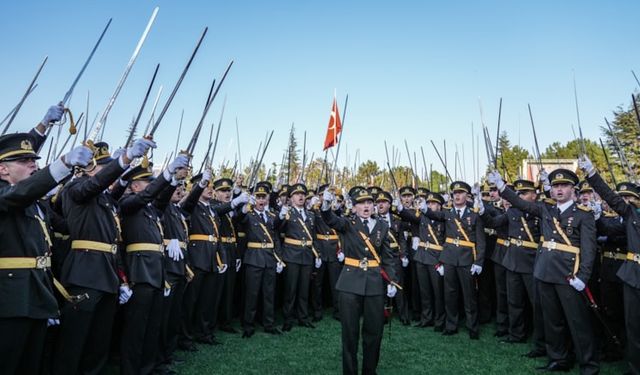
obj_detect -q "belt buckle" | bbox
[547,241,557,250]
[359,258,369,271]
[633,254,640,263]
[514,239,522,247]
[301,239,308,247]
[504,239,511,246]
[35,256,48,269]
[261,242,267,249]
[110,244,118,254]
[453,238,460,246]
[208,235,215,242]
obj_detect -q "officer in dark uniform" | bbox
[237,181,285,337]
[320,187,399,375]
[490,168,599,374]
[53,139,154,375]
[581,154,640,374]
[211,177,240,333]
[278,183,320,331]
[310,183,343,322]
[398,185,421,321]
[118,155,188,375]
[397,191,447,330]
[0,131,92,375]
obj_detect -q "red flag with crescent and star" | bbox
[323,96,342,150]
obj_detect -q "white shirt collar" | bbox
[557,200,573,214]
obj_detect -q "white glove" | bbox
[310,196,320,208]
[163,287,171,297]
[41,103,64,126]
[322,190,334,202]
[471,183,481,197]
[119,284,133,304]
[47,318,60,327]
[411,237,420,251]
[315,258,322,269]
[591,201,602,220]
[64,145,94,167]
[231,192,250,208]
[166,239,184,261]
[418,199,427,213]
[279,205,290,220]
[436,264,444,276]
[168,154,189,174]
[276,262,284,274]
[569,277,586,292]
[474,195,485,215]
[487,170,505,191]
[249,195,257,206]
[344,199,353,211]
[126,138,156,160]
[539,169,551,191]
[199,169,212,188]
[470,264,483,275]
[337,251,345,262]
[578,155,595,176]
[393,198,403,212]
[218,264,228,274]
[401,256,409,268]
[442,193,450,203]
[112,147,126,160]
[387,284,397,298]
[236,258,241,272]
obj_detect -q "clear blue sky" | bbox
[1,0,639,182]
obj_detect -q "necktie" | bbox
[363,219,370,235]
[457,209,462,218]
[263,212,268,224]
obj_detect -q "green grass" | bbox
[172,313,627,374]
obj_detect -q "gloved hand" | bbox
[315,258,322,269]
[47,318,60,327]
[199,169,212,188]
[411,237,420,251]
[236,259,242,272]
[539,168,550,188]
[337,251,345,262]
[322,189,334,202]
[471,182,481,197]
[569,276,586,291]
[309,196,320,208]
[276,262,284,274]
[401,256,409,268]
[578,155,595,176]
[119,284,133,304]
[168,154,189,174]
[279,205,290,220]
[393,198,403,212]
[344,198,353,211]
[442,193,450,203]
[166,239,184,262]
[112,147,126,160]
[163,287,171,297]
[387,284,397,298]
[41,103,64,126]
[591,201,602,220]
[418,198,428,213]
[126,138,156,160]
[218,264,228,274]
[63,145,94,167]
[474,194,485,215]
[231,192,250,208]
[470,264,483,275]
[487,170,505,191]
[435,263,444,276]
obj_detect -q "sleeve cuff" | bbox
[33,127,46,137]
[49,159,72,183]
[118,155,130,169]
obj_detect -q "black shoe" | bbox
[197,336,222,345]
[415,321,434,328]
[264,327,282,335]
[401,319,411,326]
[501,336,526,344]
[312,316,322,323]
[535,361,572,372]
[177,341,198,352]
[442,329,458,336]
[220,325,239,334]
[523,349,547,358]
[242,329,255,338]
[494,330,508,338]
[434,325,444,333]
[469,331,479,340]
[299,321,315,329]
[282,323,292,332]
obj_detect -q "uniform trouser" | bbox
[415,261,445,328]
[494,262,509,333]
[443,264,479,334]
[0,317,47,375]
[506,270,535,341]
[415,261,435,324]
[52,288,117,375]
[409,253,421,317]
[537,281,599,375]
[243,264,276,330]
[205,271,225,332]
[120,283,163,375]
[624,284,640,375]
[219,261,237,327]
[182,269,219,339]
[478,255,495,323]
[600,276,624,354]
[158,277,186,366]
[283,263,312,324]
[339,291,385,375]
[392,259,409,322]
[311,260,342,319]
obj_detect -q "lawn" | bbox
[172,313,628,374]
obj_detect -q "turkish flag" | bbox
[323,97,342,150]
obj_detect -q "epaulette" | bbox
[472,207,479,213]
[543,198,556,206]
[267,211,275,217]
[577,205,592,212]
[392,213,401,220]
[602,211,618,218]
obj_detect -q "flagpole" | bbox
[331,94,348,186]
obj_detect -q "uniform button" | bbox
[553,231,557,234]
[520,228,523,231]
[8,273,13,278]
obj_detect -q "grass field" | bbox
[172,313,627,374]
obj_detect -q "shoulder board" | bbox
[392,213,401,220]
[472,207,479,213]
[415,209,420,217]
[543,198,556,206]
[267,211,275,217]
[577,205,592,212]
[603,211,618,218]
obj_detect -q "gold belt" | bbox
[317,234,339,241]
[247,242,275,249]
[603,251,627,261]
[284,237,312,247]
[163,239,187,249]
[219,236,236,244]
[125,243,163,253]
[419,241,443,251]
[344,257,379,270]
[507,238,538,249]
[626,252,640,264]
[189,234,218,243]
[542,241,580,275]
[0,256,51,269]
[71,240,118,254]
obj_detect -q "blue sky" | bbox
[1,0,639,181]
